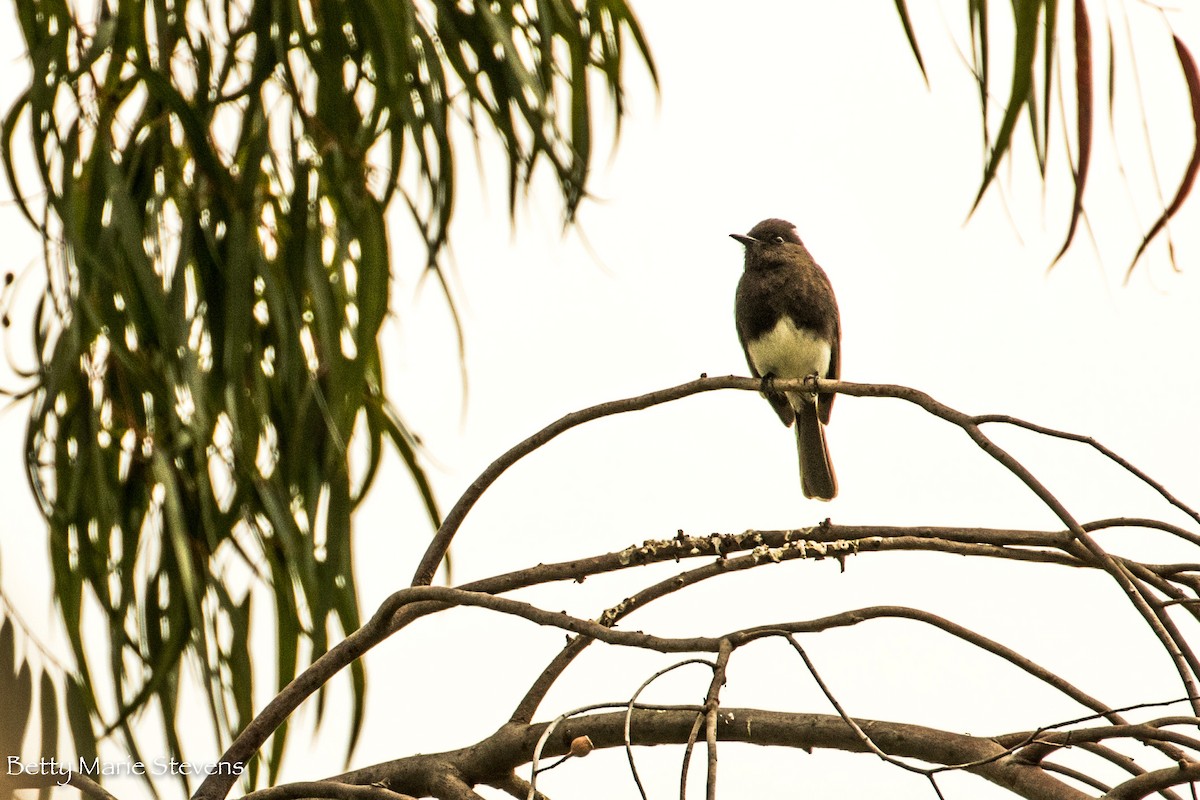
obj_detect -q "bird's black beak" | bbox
[729,233,757,246]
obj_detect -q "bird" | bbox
[731,218,840,500]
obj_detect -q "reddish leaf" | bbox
[1127,36,1200,278]
[1050,0,1093,269]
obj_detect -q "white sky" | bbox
[3,2,1200,798]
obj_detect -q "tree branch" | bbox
[331,708,1094,800]
[1104,762,1200,800]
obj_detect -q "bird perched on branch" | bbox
[732,218,840,500]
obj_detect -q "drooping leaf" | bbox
[1050,0,1094,269]
[969,0,991,154]
[0,618,32,757]
[892,0,930,86]
[1126,36,1200,277]
[38,671,59,800]
[1038,0,1059,172]
[65,677,98,776]
[971,0,1043,212]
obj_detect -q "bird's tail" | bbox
[795,402,837,501]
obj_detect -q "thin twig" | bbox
[703,641,733,800]
[528,701,657,800]
[679,712,706,800]
[410,375,753,585]
[622,659,718,800]
[783,633,931,776]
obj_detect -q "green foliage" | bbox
[1,0,653,784]
[894,1,1199,271]
[0,616,33,757]
[0,614,83,798]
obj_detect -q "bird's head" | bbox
[730,218,804,247]
[731,219,805,265]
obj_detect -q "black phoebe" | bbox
[732,218,840,500]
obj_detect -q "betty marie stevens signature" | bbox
[6,756,244,786]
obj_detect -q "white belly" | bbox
[746,317,831,408]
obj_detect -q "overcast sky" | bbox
[3,2,1200,798]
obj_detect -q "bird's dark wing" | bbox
[817,271,840,426]
[818,321,839,425]
[736,323,794,427]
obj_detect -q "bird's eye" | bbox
[773,235,785,244]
